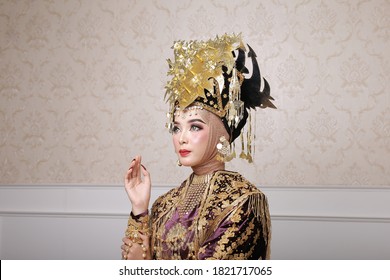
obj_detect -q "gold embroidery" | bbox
[148,170,271,260]
[164,223,187,259]
[125,214,150,243]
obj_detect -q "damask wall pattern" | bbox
[0,0,389,186]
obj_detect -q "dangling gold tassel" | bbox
[230,140,236,160]
[166,102,175,133]
[248,193,272,259]
[246,112,253,163]
[238,111,253,162]
[239,132,246,159]
[226,67,244,128]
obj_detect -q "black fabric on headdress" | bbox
[240,45,275,110]
[222,44,276,143]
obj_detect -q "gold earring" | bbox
[216,136,233,162]
[177,159,182,166]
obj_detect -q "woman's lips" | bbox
[179,149,191,157]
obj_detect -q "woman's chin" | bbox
[180,160,192,167]
[179,158,197,167]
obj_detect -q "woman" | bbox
[121,34,275,260]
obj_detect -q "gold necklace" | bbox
[177,173,212,218]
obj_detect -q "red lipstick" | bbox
[179,149,190,157]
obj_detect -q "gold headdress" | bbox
[165,33,276,162]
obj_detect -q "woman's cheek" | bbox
[172,135,180,152]
[192,130,208,147]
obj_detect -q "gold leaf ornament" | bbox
[165,34,245,110]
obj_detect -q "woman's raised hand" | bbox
[125,155,151,215]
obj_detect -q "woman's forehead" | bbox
[174,107,211,123]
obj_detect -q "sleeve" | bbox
[125,210,150,242]
[198,192,271,260]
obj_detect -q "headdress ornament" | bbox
[165,33,276,162]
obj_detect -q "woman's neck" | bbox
[191,159,225,175]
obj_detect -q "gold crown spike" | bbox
[165,33,244,111]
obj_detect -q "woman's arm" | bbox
[121,155,152,260]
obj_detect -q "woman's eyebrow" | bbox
[173,118,206,125]
[188,118,206,124]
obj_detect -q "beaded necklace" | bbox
[177,173,213,218]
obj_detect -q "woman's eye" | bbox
[190,125,202,131]
[172,126,180,134]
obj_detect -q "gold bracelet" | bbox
[141,243,147,259]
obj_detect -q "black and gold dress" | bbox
[129,170,271,260]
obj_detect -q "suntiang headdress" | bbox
[165,33,276,162]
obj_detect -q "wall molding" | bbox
[1,184,389,221]
[1,184,389,260]
[1,184,388,190]
[1,211,390,224]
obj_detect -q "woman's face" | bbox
[172,109,210,167]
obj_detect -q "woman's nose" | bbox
[179,130,188,144]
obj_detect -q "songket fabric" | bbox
[129,170,271,260]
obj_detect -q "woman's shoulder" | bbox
[201,170,268,227]
[214,170,250,181]
[213,170,262,194]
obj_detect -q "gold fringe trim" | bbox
[248,193,272,259]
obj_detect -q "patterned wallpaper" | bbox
[0,0,389,186]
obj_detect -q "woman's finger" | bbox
[139,232,149,249]
[141,165,151,187]
[129,158,136,168]
[122,237,131,243]
[125,157,137,183]
[132,156,141,180]
[125,168,133,182]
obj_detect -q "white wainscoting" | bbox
[0,184,389,260]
